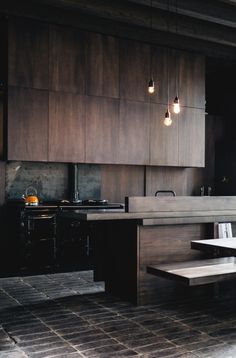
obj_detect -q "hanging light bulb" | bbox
[164,109,172,126]
[147,0,155,94]
[173,96,180,113]
[148,79,155,94]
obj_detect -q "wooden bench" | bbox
[147,238,236,286]
[147,257,236,286]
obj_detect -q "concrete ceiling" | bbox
[1,0,236,60]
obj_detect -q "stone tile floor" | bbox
[0,271,236,357]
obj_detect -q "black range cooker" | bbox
[3,199,123,276]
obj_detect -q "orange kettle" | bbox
[23,186,39,206]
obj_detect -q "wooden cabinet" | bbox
[6,16,205,167]
[116,100,150,165]
[150,47,176,105]
[178,107,205,167]
[8,17,49,89]
[87,33,119,98]
[86,96,119,163]
[179,51,205,109]
[49,25,86,94]
[150,103,179,166]
[120,39,150,102]
[49,92,86,163]
[8,87,48,161]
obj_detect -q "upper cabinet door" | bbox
[86,96,119,164]
[8,87,48,161]
[49,25,86,94]
[120,39,150,102]
[49,92,86,163]
[116,100,150,165]
[87,33,119,98]
[150,47,176,105]
[8,18,49,89]
[179,51,205,109]
[178,107,205,167]
[150,103,179,166]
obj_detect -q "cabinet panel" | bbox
[178,107,205,167]
[150,47,176,105]
[117,100,150,165]
[49,25,86,93]
[86,96,119,163]
[179,52,205,109]
[150,103,178,165]
[8,18,49,89]
[87,33,119,98]
[101,165,145,203]
[120,39,150,102]
[8,87,48,161]
[49,92,85,162]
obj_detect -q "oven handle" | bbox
[28,215,55,220]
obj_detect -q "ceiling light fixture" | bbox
[148,0,155,94]
[173,0,180,114]
[164,49,172,126]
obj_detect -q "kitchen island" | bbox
[60,196,236,304]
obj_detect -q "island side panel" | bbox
[92,220,140,304]
[138,223,214,305]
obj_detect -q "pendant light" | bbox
[164,109,172,126]
[164,48,172,126]
[173,0,180,114]
[148,0,155,94]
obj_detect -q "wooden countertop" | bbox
[59,209,236,225]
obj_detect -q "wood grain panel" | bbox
[49,92,85,162]
[178,107,205,167]
[101,164,145,203]
[126,196,236,213]
[8,17,49,89]
[146,166,188,196]
[179,51,205,109]
[87,33,119,98]
[120,39,150,102]
[117,100,150,164]
[49,24,86,93]
[150,103,178,165]
[86,97,119,164]
[8,87,48,161]
[150,47,175,105]
[139,224,210,266]
[146,166,204,196]
[138,223,212,304]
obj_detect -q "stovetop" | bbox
[7,199,124,210]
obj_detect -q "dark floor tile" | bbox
[123,335,167,349]
[182,338,223,352]
[68,332,111,346]
[75,337,118,351]
[27,345,77,358]
[147,346,189,357]
[1,271,236,358]
[23,341,75,354]
[192,343,234,357]
[80,343,131,357]
[0,350,27,358]
[135,341,176,354]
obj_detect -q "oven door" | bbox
[26,213,56,239]
[22,212,56,271]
